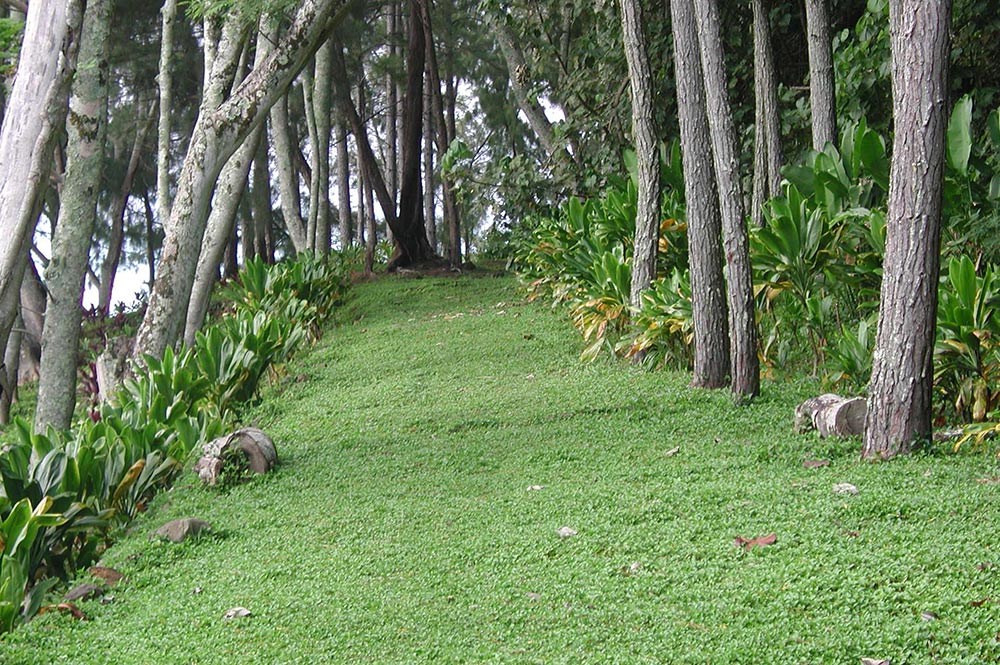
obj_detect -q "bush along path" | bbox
[4,274,1000,663]
[0,253,348,635]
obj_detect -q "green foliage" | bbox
[619,268,693,369]
[0,17,23,77]
[824,317,875,393]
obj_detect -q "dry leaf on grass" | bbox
[224,607,252,620]
[733,533,776,551]
[665,447,680,457]
[803,459,830,468]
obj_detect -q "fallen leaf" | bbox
[803,459,830,468]
[224,607,252,620]
[920,611,938,621]
[977,562,995,571]
[523,334,534,340]
[972,598,993,607]
[194,587,203,595]
[556,526,577,538]
[526,592,541,601]
[39,603,86,620]
[88,566,125,586]
[860,659,891,665]
[733,533,776,551]
[842,530,860,538]
[64,583,103,602]
[100,595,115,605]
[833,483,859,495]
[664,447,680,457]
[976,477,1000,484]
[526,485,545,491]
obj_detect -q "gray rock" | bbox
[154,518,213,543]
[64,583,104,602]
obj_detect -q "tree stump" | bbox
[794,394,867,438]
[194,427,277,485]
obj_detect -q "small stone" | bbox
[526,592,542,601]
[556,526,577,538]
[920,611,938,621]
[224,607,252,620]
[526,485,545,491]
[100,595,115,605]
[154,518,213,543]
[64,583,103,602]
[833,483,859,495]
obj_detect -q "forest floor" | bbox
[4,274,1000,663]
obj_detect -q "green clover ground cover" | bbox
[4,275,1000,664]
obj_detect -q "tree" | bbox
[35,0,112,432]
[750,0,783,228]
[670,0,729,389]
[134,0,355,360]
[156,0,178,228]
[619,0,659,307]
[0,0,83,379]
[805,0,836,150]
[862,0,951,458]
[691,0,760,402]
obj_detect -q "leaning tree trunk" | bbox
[805,0,837,151]
[134,0,354,360]
[0,0,83,367]
[670,0,730,389]
[35,0,112,433]
[691,0,760,402]
[18,259,46,386]
[862,0,951,459]
[99,101,157,314]
[619,0,660,307]
[751,0,783,228]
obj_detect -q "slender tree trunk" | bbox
[395,0,428,268]
[35,0,112,432]
[99,101,157,313]
[312,39,333,256]
[0,0,84,368]
[863,0,951,458]
[156,0,178,227]
[18,259,45,386]
[252,131,272,262]
[670,0,729,389]
[619,0,660,307]
[302,66,319,251]
[691,0,760,402]
[423,75,436,251]
[134,0,354,360]
[751,0,783,228]
[334,116,352,247]
[805,0,837,151]
[386,0,399,205]
[364,150,377,272]
[143,190,157,288]
[268,89,308,253]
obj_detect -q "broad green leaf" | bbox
[988,108,1000,147]
[946,95,973,175]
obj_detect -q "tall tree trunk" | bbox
[0,0,84,369]
[805,0,837,151]
[312,39,333,256]
[670,0,729,389]
[134,0,355,360]
[252,131,272,262]
[35,0,112,433]
[423,75,436,250]
[619,0,660,307]
[143,190,157,288]
[99,101,157,313]
[156,0,178,227]
[364,150,377,273]
[863,0,951,458]
[386,0,400,205]
[334,115,352,247]
[18,259,45,386]
[268,89,308,253]
[691,0,760,402]
[302,66,319,251]
[751,0,783,228]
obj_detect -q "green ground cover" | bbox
[3,275,1000,664]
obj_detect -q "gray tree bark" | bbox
[670,0,729,390]
[863,0,951,458]
[268,89,308,253]
[156,0,177,228]
[252,129,272,262]
[334,115,352,247]
[422,76,436,250]
[805,0,837,151]
[619,0,660,307]
[0,0,84,373]
[134,0,354,360]
[751,0,783,228]
[691,0,760,402]
[35,0,112,432]
[312,39,333,256]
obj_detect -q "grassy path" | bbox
[4,275,1000,663]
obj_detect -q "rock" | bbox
[64,583,104,602]
[556,526,577,538]
[833,483,859,496]
[795,394,867,437]
[224,607,252,620]
[194,427,277,485]
[154,518,212,543]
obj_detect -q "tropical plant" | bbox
[619,268,694,369]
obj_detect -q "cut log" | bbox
[794,394,867,438]
[194,427,277,485]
